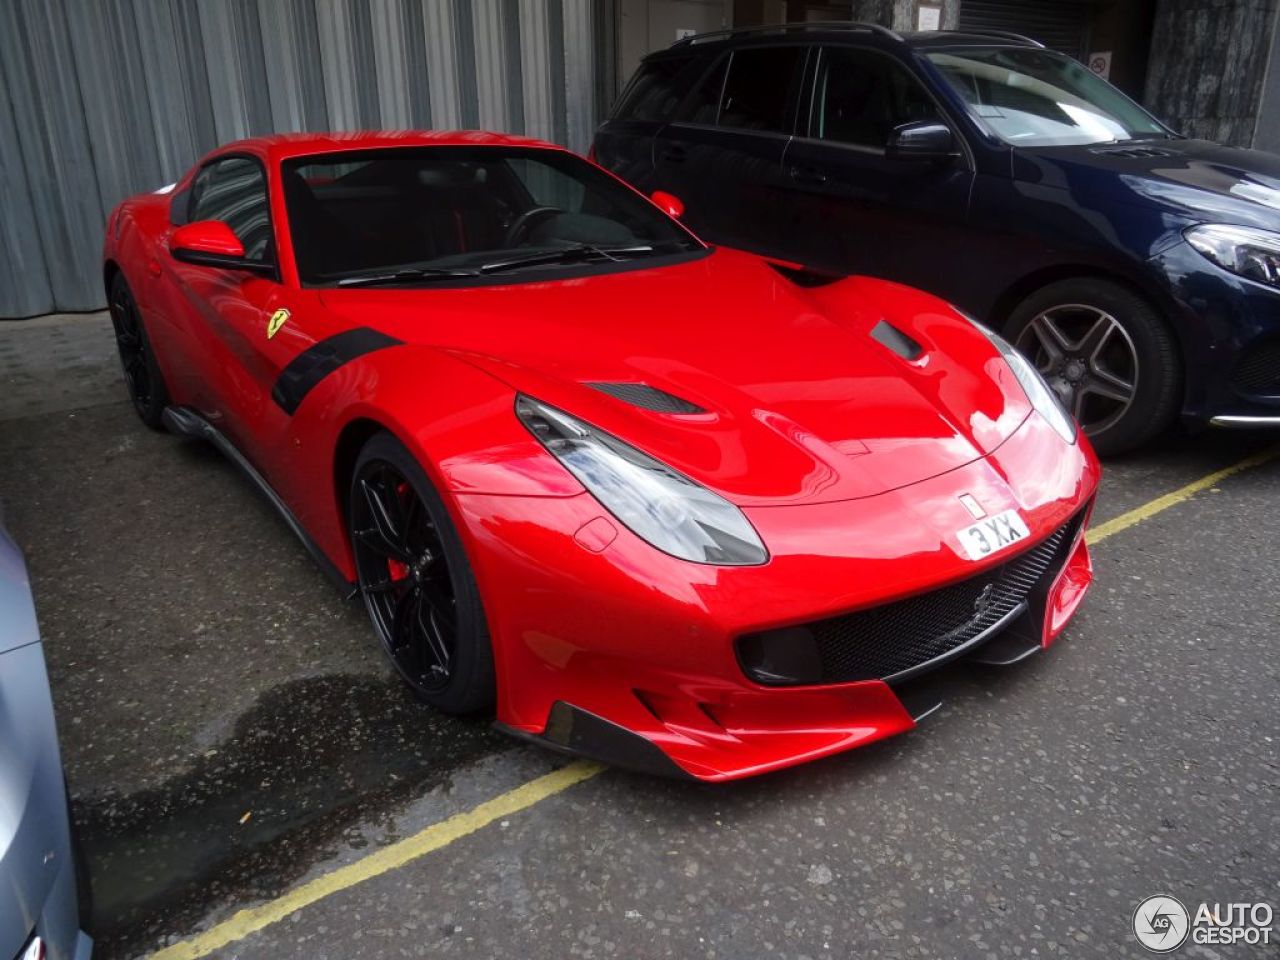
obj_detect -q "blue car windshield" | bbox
[926,47,1170,147]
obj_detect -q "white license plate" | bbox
[955,509,1031,561]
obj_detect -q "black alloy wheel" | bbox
[108,273,169,429]
[349,433,494,713]
[1007,277,1180,455]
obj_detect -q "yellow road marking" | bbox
[1089,444,1280,544]
[149,761,604,960]
[151,444,1280,960]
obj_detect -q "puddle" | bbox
[75,673,507,958]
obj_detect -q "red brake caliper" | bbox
[387,480,413,582]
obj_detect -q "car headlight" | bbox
[970,320,1078,445]
[1185,224,1280,287]
[516,395,768,565]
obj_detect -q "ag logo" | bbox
[267,308,290,339]
[1133,895,1190,953]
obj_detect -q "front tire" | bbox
[348,432,495,714]
[1005,278,1180,456]
[108,272,170,429]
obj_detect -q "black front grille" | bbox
[1231,339,1280,396]
[805,514,1082,684]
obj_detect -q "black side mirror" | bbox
[170,247,276,275]
[885,121,959,163]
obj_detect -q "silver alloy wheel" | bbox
[1014,304,1139,436]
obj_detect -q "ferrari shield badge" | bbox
[267,308,290,339]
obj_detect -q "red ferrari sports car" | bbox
[102,131,1098,781]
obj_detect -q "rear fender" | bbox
[103,193,189,401]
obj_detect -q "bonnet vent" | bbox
[870,320,923,361]
[588,382,706,414]
[1090,145,1178,159]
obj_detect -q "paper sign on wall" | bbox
[917,4,941,31]
[1088,51,1113,79]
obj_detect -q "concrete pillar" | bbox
[1143,0,1280,147]
[849,0,959,33]
[1256,3,1280,152]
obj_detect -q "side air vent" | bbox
[588,382,707,415]
[870,320,923,361]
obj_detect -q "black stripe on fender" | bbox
[272,328,403,415]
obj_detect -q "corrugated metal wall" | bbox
[0,0,598,318]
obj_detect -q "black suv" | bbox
[593,23,1280,454]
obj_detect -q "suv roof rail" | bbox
[954,29,1045,48]
[671,20,903,48]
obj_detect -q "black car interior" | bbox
[282,149,676,283]
[815,49,942,146]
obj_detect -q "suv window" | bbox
[677,55,729,125]
[613,55,700,122]
[718,46,806,133]
[189,157,273,261]
[812,47,941,148]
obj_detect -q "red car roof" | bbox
[211,130,564,164]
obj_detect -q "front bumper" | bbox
[461,411,1099,781]
[1148,240,1280,424]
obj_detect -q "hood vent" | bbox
[870,320,923,361]
[1090,145,1178,159]
[768,261,844,287]
[588,382,706,415]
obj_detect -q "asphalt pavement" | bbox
[0,312,1275,959]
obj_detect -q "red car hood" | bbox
[319,249,1031,506]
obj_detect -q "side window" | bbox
[613,55,700,122]
[717,46,806,133]
[676,55,729,125]
[189,157,273,262]
[169,186,190,226]
[813,47,942,148]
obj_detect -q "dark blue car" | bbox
[593,23,1280,454]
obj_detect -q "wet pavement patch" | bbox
[75,673,508,958]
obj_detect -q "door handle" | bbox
[660,145,687,162]
[789,165,828,185]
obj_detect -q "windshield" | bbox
[926,47,1169,147]
[282,146,701,285]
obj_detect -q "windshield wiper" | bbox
[334,266,478,288]
[334,242,690,284]
[478,243,662,275]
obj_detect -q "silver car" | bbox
[0,522,92,960]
